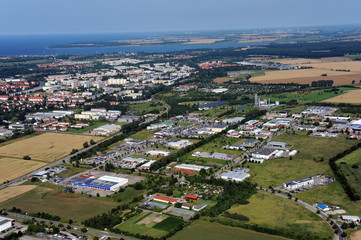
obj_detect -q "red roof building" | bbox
[153,195,178,204]
[184,194,198,200]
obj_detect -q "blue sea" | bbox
[0,33,269,56]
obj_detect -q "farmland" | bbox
[0,133,103,162]
[323,88,361,104]
[170,220,290,240]
[250,58,361,86]
[0,157,46,183]
[0,185,37,203]
[247,131,356,186]
[116,212,183,238]
[222,191,332,240]
[213,77,234,83]
[0,186,119,223]
[263,87,356,103]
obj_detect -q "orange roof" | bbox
[185,194,198,200]
[154,195,177,203]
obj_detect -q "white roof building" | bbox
[0,216,13,232]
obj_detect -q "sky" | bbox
[1,0,361,35]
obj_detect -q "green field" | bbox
[116,212,183,238]
[223,192,332,240]
[56,164,93,178]
[127,102,164,116]
[248,131,356,186]
[295,181,361,215]
[263,87,356,103]
[108,187,147,203]
[130,129,153,140]
[0,186,119,223]
[170,220,290,240]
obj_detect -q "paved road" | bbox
[5,212,137,240]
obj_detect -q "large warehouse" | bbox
[71,175,128,191]
[0,216,13,232]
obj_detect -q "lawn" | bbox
[116,212,181,238]
[0,157,46,184]
[223,191,332,240]
[247,131,356,186]
[0,133,103,162]
[169,220,290,240]
[0,186,119,223]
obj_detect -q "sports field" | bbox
[117,212,183,238]
[224,192,332,240]
[0,186,119,222]
[323,88,361,104]
[247,131,356,186]
[0,185,37,203]
[250,58,361,86]
[170,220,290,240]
[0,157,46,183]
[0,133,103,162]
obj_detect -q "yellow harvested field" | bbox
[323,89,361,103]
[0,157,46,183]
[351,230,361,240]
[250,58,361,86]
[0,133,103,162]
[213,77,234,83]
[0,185,37,203]
[274,57,350,65]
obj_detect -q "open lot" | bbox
[248,131,356,186]
[116,212,183,238]
[0,186,119,223]
[170,220,290,240]
[0,157,46,183]
[0,133,103,162]
[0,185,37,203]
[250,58,361,86]
[323,88,361,104]
[223,191,332,240]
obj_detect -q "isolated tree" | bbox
[23,155,31,160]
[83,141,89,148]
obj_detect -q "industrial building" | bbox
[267,141,288,148]
[221,168,250,182]
[283,177,314,190]
[0,216,13,233]
[70,174,128,191]
[174,163,210,171]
